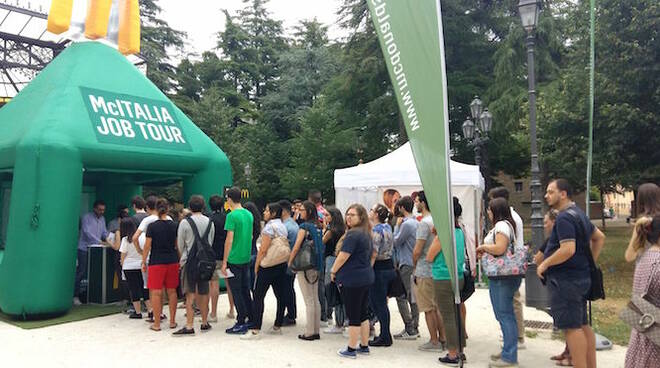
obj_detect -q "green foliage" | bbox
[139,0,186,93]
[137,0,658,206]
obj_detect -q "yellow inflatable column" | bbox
[118,0,141,55]
[84,0,113,39]
[47,0,74,34]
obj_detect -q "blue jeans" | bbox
[369,267,396,341]
[489,278,522,363]
[228,263,254,325]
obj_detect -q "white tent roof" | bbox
[334,142,484,189]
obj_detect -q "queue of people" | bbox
[72,181,660,368]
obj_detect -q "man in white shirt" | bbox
[489,187,525,349]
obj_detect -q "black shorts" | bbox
[181,266,210,295]
[123,269,149,302]
[548,275,591,330]
[340,285,370,327]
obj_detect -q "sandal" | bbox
[550,351,568,361]
[169,322,178,329]
[556,358,573,367]
[149,325,161,332]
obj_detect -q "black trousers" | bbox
[285,271,297,319]
[228,262,254,325]
[253,263,289,330]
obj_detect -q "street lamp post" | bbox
[462,96,493,194]
[519,0,548,310]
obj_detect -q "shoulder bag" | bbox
[480,222,528,279]
[619,258,660,347]
[565,208,605,301]
[260,235,291,268]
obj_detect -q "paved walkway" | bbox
[0,285,627,367]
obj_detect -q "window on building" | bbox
[515,181,523,193]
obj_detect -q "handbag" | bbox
[260,236,291,268]
[619,294,660,347]
[387,269,407,298]
[461,246,476,302]
[480,222,528,279]
[565,208,605,301]
[291,233,318,272]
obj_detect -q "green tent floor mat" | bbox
[0,304,123,329]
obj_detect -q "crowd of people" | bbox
[72,181,660,368]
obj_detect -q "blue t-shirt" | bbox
[544,204,594,279]
[336,230,375,288]
[300,222,324,271]
[283,218,299,249]
[432,227,465,281]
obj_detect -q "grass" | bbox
[0,304,123,329]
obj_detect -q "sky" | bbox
[11,0,345,56]
[157,0,345,57]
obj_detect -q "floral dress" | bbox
[624,248,660,368]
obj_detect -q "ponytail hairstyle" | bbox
[373,203,392,224]
[632,215,660,252]
[156,198,170,217]
[453,196,463,228]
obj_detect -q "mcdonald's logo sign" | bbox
[47,0,141,55]
[241,189,250,199]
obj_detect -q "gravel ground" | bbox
[0,283,627,367]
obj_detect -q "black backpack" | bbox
[185,217,216,282]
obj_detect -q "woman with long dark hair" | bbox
[242,202,290,340]
[323,207,347,334]
[288,200,324,341]
[476,197,521,367]
[625,183,660,262]
[368,203,396,347]
[244,202,262,291]
[331,204,375,358]
[141,198,180,331]
[117,217,151,319]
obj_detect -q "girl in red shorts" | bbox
[141,198,180,331]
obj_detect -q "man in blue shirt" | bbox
[75,199,109,304]
[538,179,605,368]
[392,196,420,340]
[279,199,299,325]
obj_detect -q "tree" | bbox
[140,0,186,93]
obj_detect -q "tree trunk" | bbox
[599,187,606,230]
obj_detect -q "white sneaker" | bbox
[324,325,345,334]
[320,320,329,328]
[72,297,82,306]
[240,330,261,340]
[267,326,282,335]
[418,341,443,352]
[207,315,218,323]
[394,330,420,340]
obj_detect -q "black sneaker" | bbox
[281,317,296,327]
[368,336,393,347]
[172,327,195,336]
[200,323,212,332]
[128,312,142,319]
[438,354,460,367]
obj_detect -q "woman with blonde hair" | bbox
[625,183,660,262]
[624,215,660,367]
[331,204,375,359]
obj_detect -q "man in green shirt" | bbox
[221,187,254,335]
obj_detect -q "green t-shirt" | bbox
[224,208,253,264]
[431,227,465,281]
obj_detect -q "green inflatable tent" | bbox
[0,42,232,318]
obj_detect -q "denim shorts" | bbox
[548,275,591,330]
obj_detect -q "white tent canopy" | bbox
[334,142,485,238]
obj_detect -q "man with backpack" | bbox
[173,195,216,336]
